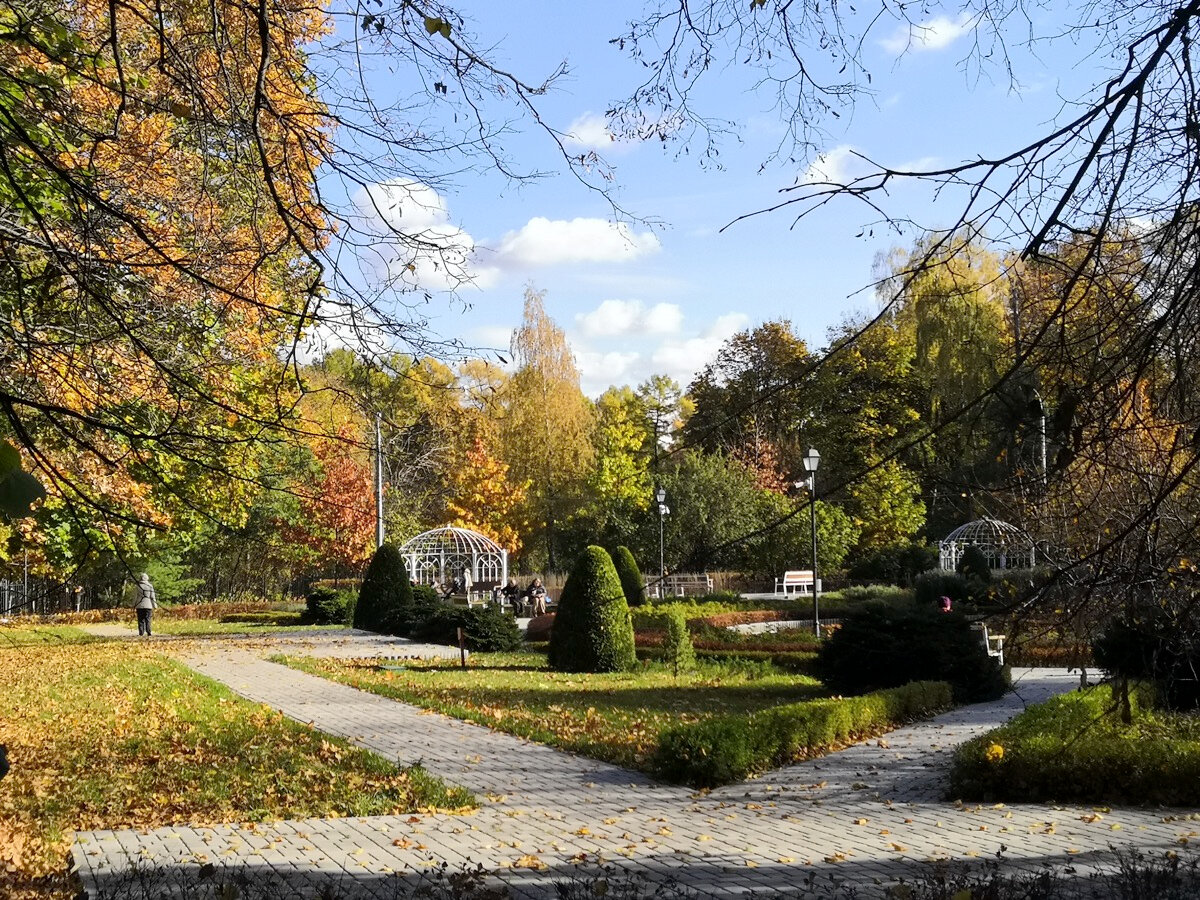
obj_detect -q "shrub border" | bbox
[652,680,953,788]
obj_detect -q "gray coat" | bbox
[134,575,157,610]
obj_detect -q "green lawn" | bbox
[0,642,472,898]
[280,652,824,770]
[952,682,1200,804]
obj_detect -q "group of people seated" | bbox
[431,568,473,602]
[429,570,548,616]
[494,576,547,617]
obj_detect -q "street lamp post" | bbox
[656,487,669,598]
[801,448,821,636]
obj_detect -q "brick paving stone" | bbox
[68,633,1200,898]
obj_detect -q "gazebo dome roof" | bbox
[938,517,1037,571]
[942,517,1029,545]
[398,526,505,555]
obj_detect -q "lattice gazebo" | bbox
[398,526,508,589]
[938,518,1036,572]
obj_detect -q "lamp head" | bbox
[656,488,666,504]
[802,447,821,473]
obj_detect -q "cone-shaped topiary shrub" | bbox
[612,545,648,606]
[354,544,413,635]
[549,546,636,672]
[662,607,696,677]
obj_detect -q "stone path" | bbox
[70,633,1200,898]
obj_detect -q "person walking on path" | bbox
[134,573,157,636]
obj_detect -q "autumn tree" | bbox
[683,321,814,468]
[445,435,528,555]
[500,288,595,570]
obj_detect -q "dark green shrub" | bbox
[956,545,992,583]
[847,544,937,584]
[353,545,413,635]
[411,605,522,652]
[653,680,951,787]
[662,607,696,676]
[548,546,636,673]
[818,603,1008,703]
[611,545,647,606]
[913,571,972,608]
[1095,612,1200,711]
[305,587,354,625]
[950,683,1200,804]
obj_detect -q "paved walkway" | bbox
[70,633,1200,898]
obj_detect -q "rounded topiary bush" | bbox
[956,545,992,584]
[612,545,648,606]
[548,545,636,672]
[1095,612,1200,711]
[913,570,972,609]
[353,544,413,635]
[817,603,1008,703]
[306,586,354,625]
[412,606,522,652]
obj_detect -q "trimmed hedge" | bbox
[653,680,952,787]
[636,646,819,675]
[950,683,1200,805]
[411,606,523,652]
[817,604,1009,703]
[548,546,636,673]
[612,545,648,606]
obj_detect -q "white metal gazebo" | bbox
[938,518,1036,572]
[398,526,508,588]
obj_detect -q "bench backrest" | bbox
[782,570,815,585]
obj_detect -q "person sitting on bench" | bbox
[526,578,548,616]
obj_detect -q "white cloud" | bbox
[801,145,869,186]
[574,348,641,394]
[649,312,749,386]
[566,310,750,397]
[348,178,488,293]
[880,13,975,55]
[470,324,515,352]
[488,217,661,269]
[563,112,633,154]
[575,299,684,338]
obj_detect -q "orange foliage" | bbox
[446,436,528,554]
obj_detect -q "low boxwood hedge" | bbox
[950,683,1200,805]
[637,646,818,675]
[652,680,952,787]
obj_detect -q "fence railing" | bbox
[0,578,86,617]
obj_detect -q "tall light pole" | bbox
[656,487,668,598]
[374,412,385,550]
[801,448,821,636]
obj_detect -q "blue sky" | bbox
[331,2,1102,395]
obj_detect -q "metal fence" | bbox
[0,577,86,617]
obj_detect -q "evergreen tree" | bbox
[354,544,413,634]
[662,607,696,677]
[611,545,648,606]
[548,546,636,673]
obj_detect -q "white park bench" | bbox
[661,573,713,597]
[775,570,819,596]
[971,622,1006,666]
